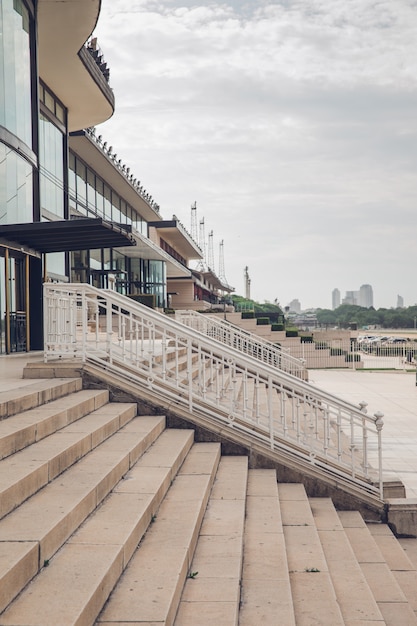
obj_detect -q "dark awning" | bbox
[0,218,136,253]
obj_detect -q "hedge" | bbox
[330,347,345,356]
[285,329,298,337]
[241,311,255,319]
[256,317,270,326]
[271,323,285,331]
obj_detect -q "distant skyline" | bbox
[95,1,417,309]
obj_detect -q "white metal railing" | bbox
[43,283,384,500]
[290,338,417,371]
[175,310,308,379]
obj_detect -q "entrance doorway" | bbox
[0,246,38,354]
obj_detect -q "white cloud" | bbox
[95,0,417,308]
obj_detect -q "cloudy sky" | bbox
[94,0,417,310]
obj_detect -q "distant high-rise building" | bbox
[343,290,359,306]
[332,288,340,310]
[359,284,373,308]
[397,295,404,308]
[289,299,301,314]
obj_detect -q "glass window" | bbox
[71,250,88,283]
[68,152,76,197]
[40,82,67,128]
[0,142,33,224]
[45,252,65,278]
[112,192,121,223]
[39,113,64,218]
[87,169,96,214]
[118,198,127,224]
[95,178,104,218]
[103,248,111,270]
[44,90,55,115]
[103,185,111,220]
[132,209,146,235]
[76,159,87,214]
[0,0,32,146]
[55,102,65,124]
[89,248,101,271]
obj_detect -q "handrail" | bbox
[43,283,384,500]
[175,309,308,380]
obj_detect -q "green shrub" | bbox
[300,336,313,343]
[330,347,345,356]
[285,329,298,337]
[256,317,270,326]
[164,308,175,315]
[241,311,255,319]
[271,323,285,331]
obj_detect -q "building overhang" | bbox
[115,230,191,278]
[0,218,136,253]
[69,132,162,222]
[37,0,114,132]
[148,219,203,260]
[192,269,235,293]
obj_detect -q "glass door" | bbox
[0,248,29,353]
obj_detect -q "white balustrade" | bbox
[44,283,384,499]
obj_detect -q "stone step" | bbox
[279,483,345,626]
[174,456,248,626]
[310,498,384,624]
[0,377,82,419]
[368,522,417,620]
[96,442,221,626]
[239,469,296,626]
[0,389,109,460]
[0,426,193,625]
[0,414,167,615]
[399,536,417,571]
[0,401,137,520]
[339,510,417,625]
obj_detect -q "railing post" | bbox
[187,337,193,412]
[43,284,48,361]
[374,411,384,499]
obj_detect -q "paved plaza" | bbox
[310,368,417,498]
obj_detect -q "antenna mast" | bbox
[190,202,198,243]
[244,266,251,300]
[218,240,228,285]
[197,218,207,271]
[207,230,214,271]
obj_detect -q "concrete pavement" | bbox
[310,369,417,498]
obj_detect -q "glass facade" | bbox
[0,0,32,146]
[0,0,171,355]
[69,151,147,235]
[70,250,166,307]
[0,143,33,224]
[67,150,167,306]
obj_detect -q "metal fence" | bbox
[288,337,417,371]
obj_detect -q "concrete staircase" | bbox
[0,375,416,625]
